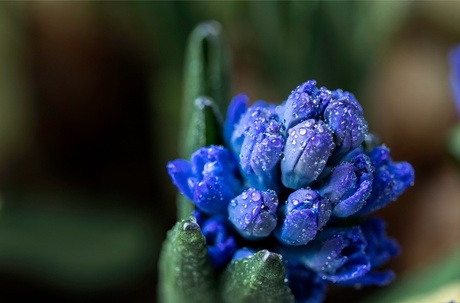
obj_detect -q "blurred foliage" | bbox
[0,1,458,303]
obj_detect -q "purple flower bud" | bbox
[281,119,335,189]
[356,146,414,216]
[318,153,374,217]
[280,226,371,283]
[167,145,241,215]
[336,218,399,287]
[284,80,332,129]
[286,265,327,303]
[450,45,460,117]
[229,102,277,156]
[323,90,368,161]
[239,117,284,191]
[228,188,278,240]
[231,247,258,261]
[200,216,237,270]
[224,94,249,148]
[275,189,331,246]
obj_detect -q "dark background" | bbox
[0,2,459,302]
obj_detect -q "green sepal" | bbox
[177,20,231,219]
[158,216,218,303]
[220,250,295,303]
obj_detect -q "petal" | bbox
[167,159,194,200]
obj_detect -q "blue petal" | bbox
[323,92,368,162]
[284,80,332,129]
[356,146,414,216]
[275,189,331,246]
[200,216,237,270]
[319,153,374,217]
[167,159,194,200]
[239,118,284,191]
[224,94,249,147]
[281,119,335,189]
[450,45,460,117]
[232,247,258,261]
[280,226,371,283]
[286,265,327,303]
[228,188,278,240]
[337,270,395,287]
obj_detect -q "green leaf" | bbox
[177,20,232,220]
[158,216,218,303]
[220,250,295,303]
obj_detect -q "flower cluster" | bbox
[168,80,414,302]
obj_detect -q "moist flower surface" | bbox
[167,80,414,302]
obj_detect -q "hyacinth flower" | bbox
[275,189,331,246]
[228,188,278,240]
[318,152,374,217]
[167,145,241,215]
[337,218,400,287]
[355,145,415,216]
[160,23,415,303]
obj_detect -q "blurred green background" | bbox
[0,2,459,302]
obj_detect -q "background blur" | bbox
[0,2,459,302]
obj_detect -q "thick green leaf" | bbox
[158,216,218,303]
[177,20,231,220]
[220,250,295,303]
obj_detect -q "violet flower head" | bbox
[281,119,335,189]
[228,188,278,240]
[198,214,238,270]
[283,80,332,129]
[356,145,414,216]
[450,45,460,117]
[275,189,331,246]
[318,152,374,217]
[167,145,241,215]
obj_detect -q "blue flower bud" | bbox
[281,119,335,189]
[167,145,241,215]
[356,146,414,216]
[224,94,249,148]
[450,45,460,117]
[280,226,371,283]
[228,188,278,240]
[229,101,277,156]
[231,247,258,261]
[200,216,238,270]
[239,117,284,191]
[336,218,399,287]
[323,90,368,161]
[284,80,332,129]
[275,189,331,246]
[318,153,374,217]
[286,265,327,303]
